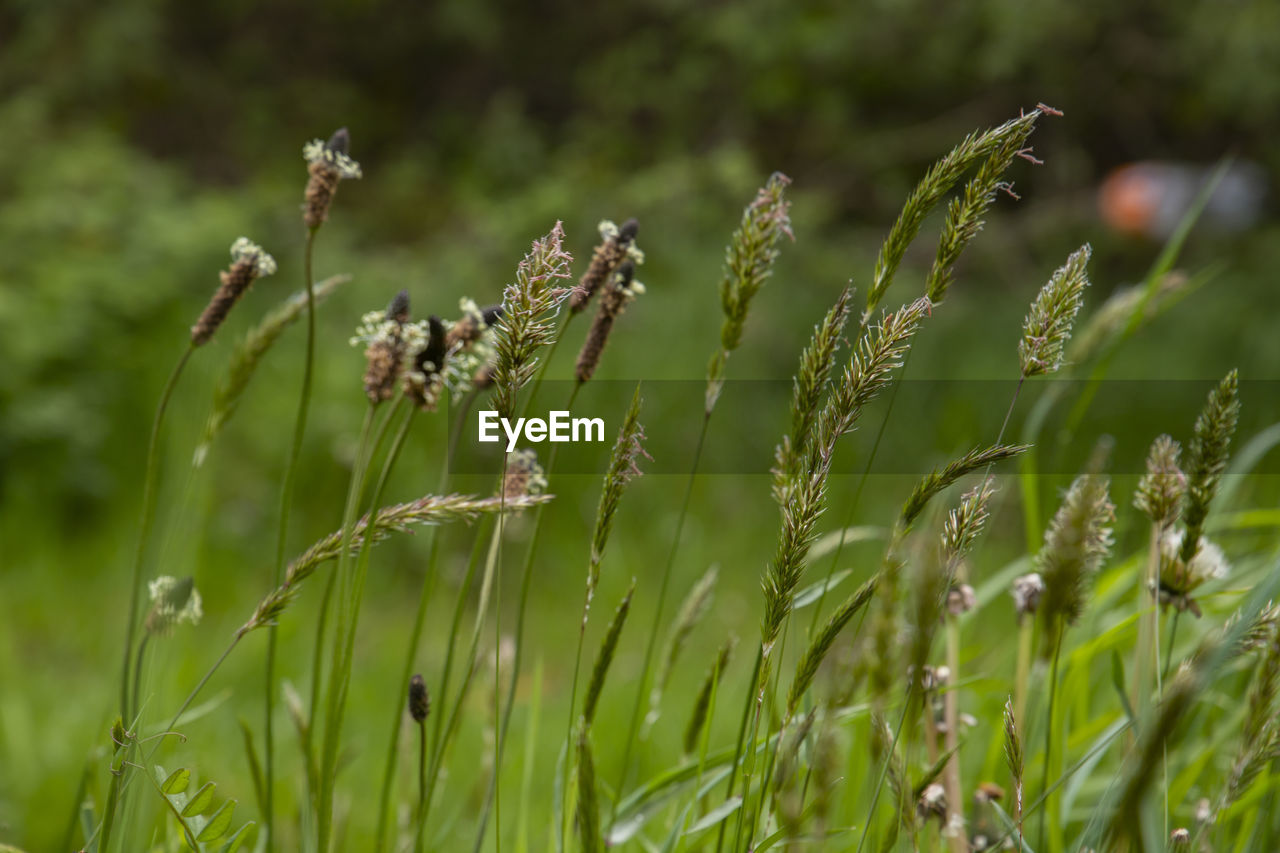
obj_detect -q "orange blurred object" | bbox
[1099,161,1266,239]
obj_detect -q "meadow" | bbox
[2,93,1279,853]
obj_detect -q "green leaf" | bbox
[685,796,741,835]
[182,781,216,817]
[217,821,257,853]
[1109,649,1135,725]
[196,799,236,842]
[161,767,191,795]
[792,569,852,609]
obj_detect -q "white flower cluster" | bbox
[230,236,278,277]
[437,298,497,403]
[147,575,203,633]
[1160,529,1230,590]
[303,139,363,179]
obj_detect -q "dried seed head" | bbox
[918,783,948,822]
[1019,244,1092,377]
[403,315,448,411]
[1135,435,1186,527]
[571,218,644,313]
[575,260,645,383]
[408,673,430,723]
[947,583,976,615]
[302,128,362,228]
[144,575,203,636]
[357,292,415,404]
[1012,572,1045,617]
[191,238,278,346]
[503,448,548,501]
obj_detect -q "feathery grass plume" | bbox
[925,119,1040,304]
[648,566,717,725]
[1216,622,1280,819]
[356,290,413,404]
[718,172,792,353]
[901,444,1029,528]
[239,492,552,636]
[575,259,646,383]
[787,577,877,715]
[942,482,995,567]
[1134,434,1186,527]
[143,576,203,636]
[491,223,574,418]
[570,218,642,313]
[408,674,431,724]
[583,390,647,627]
[867,107,1049,318]
[503,448,547,501]
[1036,474,1115,657]
[582,582,635,728]
[1018,244,1092,377]
[761,298,931,657]
[191,237,278,346]
[772,286,854,503]
[685,638,734,755]
[1179,369,1240,565]
[1068,271,1189,364]
[1003,699,1025,839]
[577,728,601,853]
[302,127,362,229]
[193,274,349,465]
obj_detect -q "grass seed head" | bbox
[1019,244,1092,378]
[408,674,430,723]
[303,127,362,228]
[191,237,278,346]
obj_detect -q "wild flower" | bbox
[303,127,362,229]
[575,259,646,383]
[1158,529,1229,617]
[143,576,203,636]
[355,290,414,404]
[502,448,547,501]
[570,218,642,313]
[191,237,278,346]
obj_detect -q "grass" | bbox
[4,106,1280,853]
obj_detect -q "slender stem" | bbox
[1014,616,1033,739]
[317,404,378,852]
[131,635,150,726]
[713,645,761,853]
[374,393,475,852]
[121,344,194,722]
[265,226,319,852]
[1132,524,1161,738]
[610,411,712,831]
[943,615,964,853]
[1162,610,1182,684]
[1038,622,1065,851]
[416,720,427,827]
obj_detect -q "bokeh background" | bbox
[3,0,1280,848]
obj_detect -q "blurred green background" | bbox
[2,0,1279,848]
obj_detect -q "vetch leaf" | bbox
[161,767,191,795]
[196,799,237,842]
[182,781,216,817]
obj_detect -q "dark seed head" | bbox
[614,259,636,286]
[326,127,351,155]
[481,304,504,327]
[618,218,640,243]
[387,290,411,323]
[408,674,430,723]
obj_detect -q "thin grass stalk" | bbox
[374,391,476,852]
[1014,616,1034,740]
[475,393,575,852]
[713,643,762,853]
[316,403,380,851]
[942,616,963,852]
[121,344,195,722]
[1038,622,1065,851]
[609,411,711,830]
[264,226,318,853]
